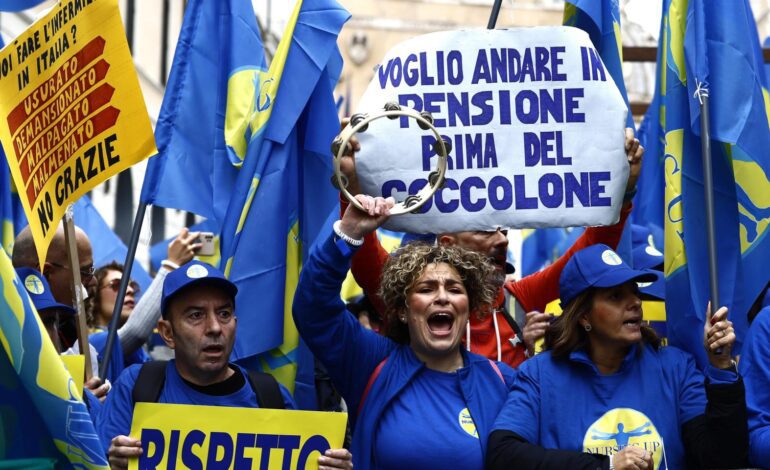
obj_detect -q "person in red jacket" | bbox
[338,126,642,368]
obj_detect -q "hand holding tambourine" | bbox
[332,102,450,215]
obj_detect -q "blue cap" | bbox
[15,267,76,315]
[637,269,665,300]
[559,244,659,306]
[161,260,237,317]
[632,244,664,270]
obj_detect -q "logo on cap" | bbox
[601,249,623,266]
[186,264,209,279]
[24,274,45,295]
[645,245,663,257]
[637,281,653,288]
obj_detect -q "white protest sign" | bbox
[353,27,628,234]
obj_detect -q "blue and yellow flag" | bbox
[564,0,634,128]
[663,0,770,367]
[0,146,27,255]
[139,0,262,226]
[0,248,108,468]
[0,39,28,255]
[217,0,349,409]
[632,10,667,233]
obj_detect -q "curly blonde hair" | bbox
[378,242,498,344]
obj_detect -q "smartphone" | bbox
[196,232,216,256]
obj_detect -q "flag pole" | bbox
[98,201,147,380]
[63,205,93,381]
[698,89,722,345]
[487,0,503,29]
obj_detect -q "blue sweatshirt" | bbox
[293,233,517,470]
[740,306,770,465]
[492,343,737,469]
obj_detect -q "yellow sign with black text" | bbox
[129,403,347,469]
[0,0,156,266]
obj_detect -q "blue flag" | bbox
[218,0,349,409]
[760,36,770,88]
[0,37,28,254]
[139,0,264,226]
[632,11,667,234]
[0,0,46,11]
[521,227,581,276]
[0,147,27,255]
[564,0,634,128]
[0,248,108,468]
[72,196,152,293]
[663,0,770,367]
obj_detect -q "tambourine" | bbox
[331,102,451,215]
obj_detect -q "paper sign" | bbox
[0,0,157,266]
[353,27,629,233]
[129,403,347,469]
[60,353,84,397]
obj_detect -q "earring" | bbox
[583,323,592,332]
[400,316,407,323]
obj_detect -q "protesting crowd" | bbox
[1,0,769,469]
[5,123,768,469]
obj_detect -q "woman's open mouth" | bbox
[427,312,455,336]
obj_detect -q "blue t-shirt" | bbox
[374,368,484,470]
[740,307,770,465]
[493,344,733,469]
[97,361,295,450]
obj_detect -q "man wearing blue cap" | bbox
[98,260,353,470]
[16,267,108,410]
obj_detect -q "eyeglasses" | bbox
[49,262,96,280]
[100,278,140,295]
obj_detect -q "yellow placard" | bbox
[60,353,85,397]
[0,0,157,267]
[129,403,347,469]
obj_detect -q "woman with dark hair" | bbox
[293,195,516,470]
[487,244,748,470]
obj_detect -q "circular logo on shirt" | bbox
[186,264,209,279]
[24,274,45,295]
[458,407,479,438]
[601,250,623,266]
[645,245,663,257]
[582,408,663,469]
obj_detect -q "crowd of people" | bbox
[7,124,770,470]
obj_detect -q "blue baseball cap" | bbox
[632,244,664,270]
[161,260,238,317]
[15,267,76,315]
[559,244,659,306]
[637,270,665,300]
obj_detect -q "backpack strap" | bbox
[246,370,285,409]
[357,357,388,416]
[132,360,168,404]
[487,359,505,384]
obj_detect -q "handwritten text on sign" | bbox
[354,27,628,233]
